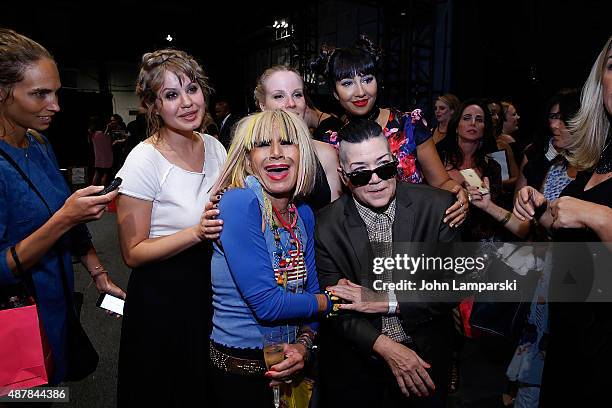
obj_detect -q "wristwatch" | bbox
[388,290,398,315]
[296,333,315,362]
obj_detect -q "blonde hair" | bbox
[565,36,612,170]
[436,93,460,113]
[135,49,213,143]
[253,65,302,108]
[212,110,317,199]
[501,101,514,118]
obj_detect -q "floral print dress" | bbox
[314,108,432,184]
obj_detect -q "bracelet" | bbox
[388,290,398,315]
[296,332,316,362]
[90,270,108,279]
[296,333,314,350]
[89,264,108,279]
[500,211,512,225]
[323,290,341,318]
[9,246,24,277]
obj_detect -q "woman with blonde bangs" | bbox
[209,110,333,407]
[115,49,226,407]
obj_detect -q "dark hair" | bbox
[88,116,105,132]
[0,28,52,104]
[337,119,383,144]
[485,99,504,136]
[536,90,580,151]
[111,113,124,123]
[443,99,497,171]
[317,35,381,90]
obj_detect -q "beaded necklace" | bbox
[262,193,307,292]
[271,204,306,291]
[594,134,612,174]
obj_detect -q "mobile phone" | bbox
[96,293,124,315]
[459,169,489,194]
[94,177,122,196]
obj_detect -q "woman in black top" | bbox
[514,35,612,407]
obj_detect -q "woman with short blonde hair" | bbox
[209,109,332,407]
[214,109,318,197]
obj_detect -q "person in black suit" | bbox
[214,100,239,149]
[315,119,461,408]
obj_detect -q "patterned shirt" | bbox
[314,108,432,184]
[354,198,409,343]
[542,163,574,202]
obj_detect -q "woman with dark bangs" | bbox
[312,36,469,227]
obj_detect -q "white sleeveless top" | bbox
[117,132,226,238]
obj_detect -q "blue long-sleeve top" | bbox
[210,177,321,349]
[0,132,92,385]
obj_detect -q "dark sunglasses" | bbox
[342,159,398,186]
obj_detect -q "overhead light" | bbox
[165,34,173,42]
[273,19,289,29]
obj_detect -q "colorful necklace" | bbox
[270,204,307,291]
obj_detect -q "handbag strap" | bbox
[0,143,76,310]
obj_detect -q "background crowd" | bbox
[1,25,611,408]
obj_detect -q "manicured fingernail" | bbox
[443,218,448,223]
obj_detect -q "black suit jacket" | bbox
[315,182,460,402]
[218,113,240,150]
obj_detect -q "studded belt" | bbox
[209,341,267,376]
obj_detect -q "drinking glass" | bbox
[263,329,287,408]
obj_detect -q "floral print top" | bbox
[314,108,432,184]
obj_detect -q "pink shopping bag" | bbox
[0,304,49,395]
